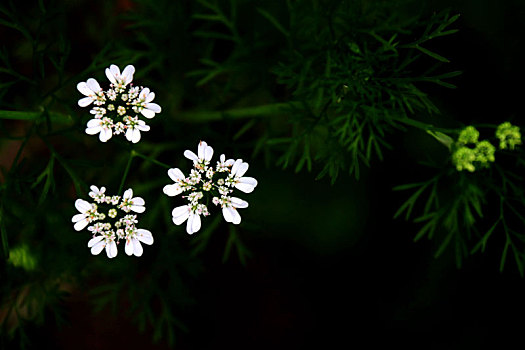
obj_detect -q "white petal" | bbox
[141,108,156,119]
[172,205,190,225]
[86,78,100,92]
[223,206,241,224]
[125,239,134,256]
[72,213,86,223]
[88,236,104,248]
[85,125,101,135]
[146,102,161,112]
[146,91,155,103]
[131,205,145,213]
[78,97,93,107]
[231,159,243,176]
[123,189,133,200]
[186,213,201,234]
[168,168,185,182]
[137,123,150,132]
[204,145,214,162]
[99,128,112,142]
[163,184,182,197]
[125,128,134,141]
[105,67,117,84]
[184,150,198,162]
[222,206,233,223]
[91,240,105,255]
[106,240,118,258]
[131,128,141,143]
[236,162,249,177]
[235,177,258,193]
[139,87,150,99]
[132,197,145,206]
[133,238,143,256]
[121,65,135,84]
[87,119,102,128]
[75,199,92,213]
[109,64,120,79]
[77,82,91,96]
[231,197,249,209]
[198,141,207,159]
[74,218,89,231]
[137,229,154,245]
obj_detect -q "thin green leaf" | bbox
[416,45,450,63]
[257,7,289,37]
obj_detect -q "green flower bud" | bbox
[474,140,496,165]
[458,126,479,145]
[452,146,476,172]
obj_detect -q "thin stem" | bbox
[176,102,297,122]
[118,151,135,195]
[134,151,171,169]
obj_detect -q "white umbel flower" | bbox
[164,140,258,234]
[73,186,153,258]
[77,78,104,107]
[77,64,160,143]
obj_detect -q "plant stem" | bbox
[133,151,171,169]
[118,151,135,195]
[176,102,296,122]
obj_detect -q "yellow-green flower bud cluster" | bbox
[452,126,495,172]
[496,122,521,150]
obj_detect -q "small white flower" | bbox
[90,107,106,118]
[171,205,202,234]
[88,234,118,258]
[216,154,235,172]
[184,141,214,168]
[221,197,248,225]
[77,78,104,107]
[72,199,97,231]
[135,87,162,119]
[105,64,135,88]
[108,209,117,218]
[163,168,187,197]
[88,185,106,203]
[124,117,150,144]
[229,159,258,193]
[124,229,154,257]
[85,117,113,142]
[119,188,146,213]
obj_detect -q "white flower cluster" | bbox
[77,64,161,143]
[72,186,153,258]
[163,141,258,234]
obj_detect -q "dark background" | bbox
[1,0,525,348]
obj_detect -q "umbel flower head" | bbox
[77,64,161,143]
[496,122,521,150]
[72,186,153,258]
[163,141,258,234]
[451,125,495,172]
